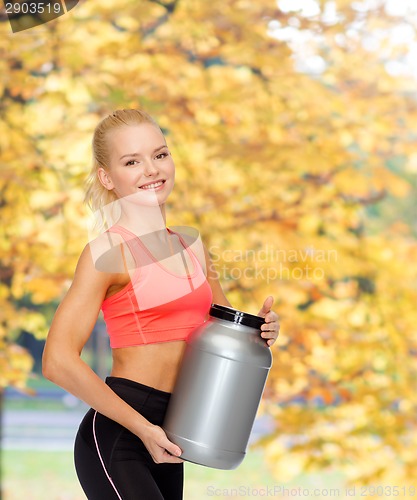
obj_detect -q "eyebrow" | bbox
[119,145,168,160]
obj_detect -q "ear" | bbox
[97,167,115,191]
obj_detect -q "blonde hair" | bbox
[84,109,162,213]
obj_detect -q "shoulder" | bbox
[84,231,130,274]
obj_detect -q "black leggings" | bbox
[74,377,183,500]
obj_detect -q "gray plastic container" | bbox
[163,304,273,469]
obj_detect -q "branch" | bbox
[340,189,387,206]
[303,165,347,186]
[148,0,178,14]
[232,209,285,229]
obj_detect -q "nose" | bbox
[143,158,159,176]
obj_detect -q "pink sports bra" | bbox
[101,225,213,348]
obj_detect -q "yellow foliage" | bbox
[370,166,411,197]
[309,298,351,320]
[0,343,34,390]
[265,441,307,482]
[25,278,64,305]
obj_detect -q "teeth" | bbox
[140,181,163,190]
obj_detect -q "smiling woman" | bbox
[42,108,280,500]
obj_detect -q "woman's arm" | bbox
[42,244,182,464]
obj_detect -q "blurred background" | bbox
[1,0,416,498]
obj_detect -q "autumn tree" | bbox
[1,0,416,485]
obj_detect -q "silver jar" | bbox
[163,304,273,469]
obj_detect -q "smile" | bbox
[139,180,165,190]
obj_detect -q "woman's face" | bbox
[99,123,175,207]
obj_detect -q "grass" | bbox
[4,377,84,412]
[2,448,277,500]
[4,398,72,412]
[2,450,84,500]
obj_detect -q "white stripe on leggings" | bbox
[92,410,123,500]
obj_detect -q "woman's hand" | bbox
[257,296,280,347]
[140,424,184,464]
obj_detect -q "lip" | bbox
[138,179,166,189]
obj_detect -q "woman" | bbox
[42,109,280,500]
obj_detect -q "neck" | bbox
[117,203,168,236]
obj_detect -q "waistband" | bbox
[105,376,172,398]
[105,376,172,420]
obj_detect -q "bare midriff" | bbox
[110,341,187,393]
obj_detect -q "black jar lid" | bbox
[209,304,264,330]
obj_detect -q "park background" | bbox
[1,0,417,498]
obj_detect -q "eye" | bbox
[155,152,169,160]
[125,159,139,166]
